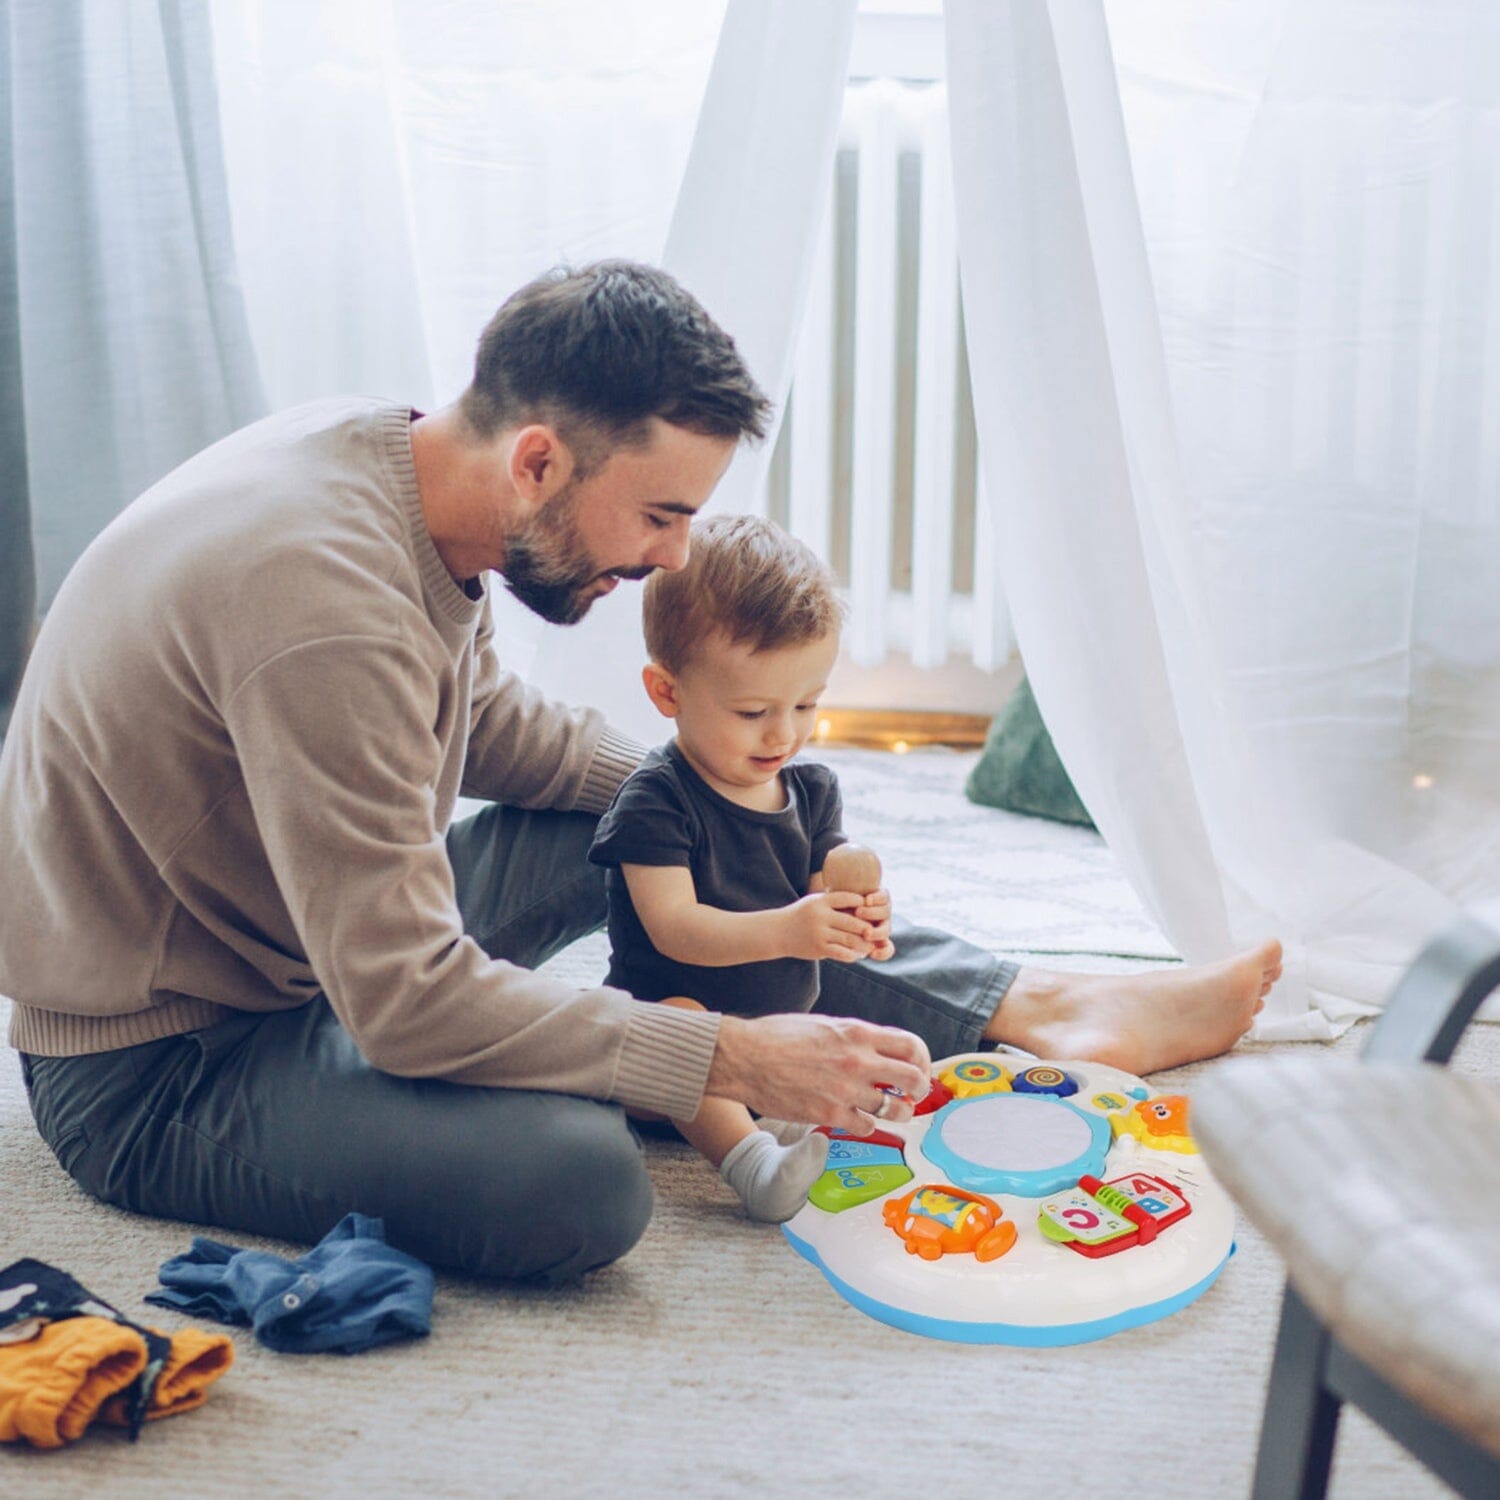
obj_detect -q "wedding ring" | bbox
[873,1093,895,1121]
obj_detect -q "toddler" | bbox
[589,514,892,1221]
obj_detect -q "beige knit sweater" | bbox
[0,399,720,1119]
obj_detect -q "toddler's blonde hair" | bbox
[643,514,844,674]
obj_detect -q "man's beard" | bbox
[501,485,654,625]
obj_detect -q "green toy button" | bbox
[809,1162,914,1213]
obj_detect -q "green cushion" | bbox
[965,677,1096,829]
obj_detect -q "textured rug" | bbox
[3,746,1493,1498]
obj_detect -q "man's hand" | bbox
[704,1012,932,1135]
[781,891,876,963]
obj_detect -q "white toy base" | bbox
[782,1054,1234,1346]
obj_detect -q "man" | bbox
[0,262,1279,1283]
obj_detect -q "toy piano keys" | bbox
[781,1054,1235,1345]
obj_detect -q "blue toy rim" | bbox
[781,1225,1237,1346]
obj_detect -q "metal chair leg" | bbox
[1251,1286,1342,1500]
[1362,913,1500,1064]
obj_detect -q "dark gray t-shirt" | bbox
[588,741,847,1017]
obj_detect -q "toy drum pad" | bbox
[782,1055,1233,1345]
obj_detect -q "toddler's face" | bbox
[667,631,838,798]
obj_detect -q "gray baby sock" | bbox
[755,1117,816,1146]
[719,1129,830,1223]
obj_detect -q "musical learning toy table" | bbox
[782,1053,1234,1345]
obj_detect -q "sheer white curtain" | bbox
[947,0,1500,1035]
[3,0,267,738]
[212,0,724,407]
[210,0,726,669]
[2,0,265,733]
[213,0,855,737]
[9,0,265,604]
[210,0,434,412]
[529,0,860,744]
[207,0,1499,1032]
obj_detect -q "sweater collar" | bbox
[383,405,486,632]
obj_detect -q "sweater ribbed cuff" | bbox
[611,1003,722,1120]
[576,727,648,815]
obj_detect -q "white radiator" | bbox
[759,78,1014,675]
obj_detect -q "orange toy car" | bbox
[882,1184,1018,1263]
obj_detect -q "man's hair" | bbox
[459,261,772,470]
[643,514,845,674]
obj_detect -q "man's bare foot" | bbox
[985,940,1284,1077]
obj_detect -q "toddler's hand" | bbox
[856,887,894,961]
[783,891,876,962]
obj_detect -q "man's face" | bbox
[501,420,737,625]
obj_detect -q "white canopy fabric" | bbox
[948,0,1499,1033]
[209,0,1500,1033]
[528,0,860,745]
[211,0,726,677]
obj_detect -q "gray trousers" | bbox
[21,804,1016,1284]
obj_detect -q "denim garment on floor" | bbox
[146,1213,434,1354]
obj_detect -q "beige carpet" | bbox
[3,747,1493,1498]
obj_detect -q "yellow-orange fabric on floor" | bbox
[0,1318,233,1447]
[101,1325,234,1426]
[0,1317,146,1448]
